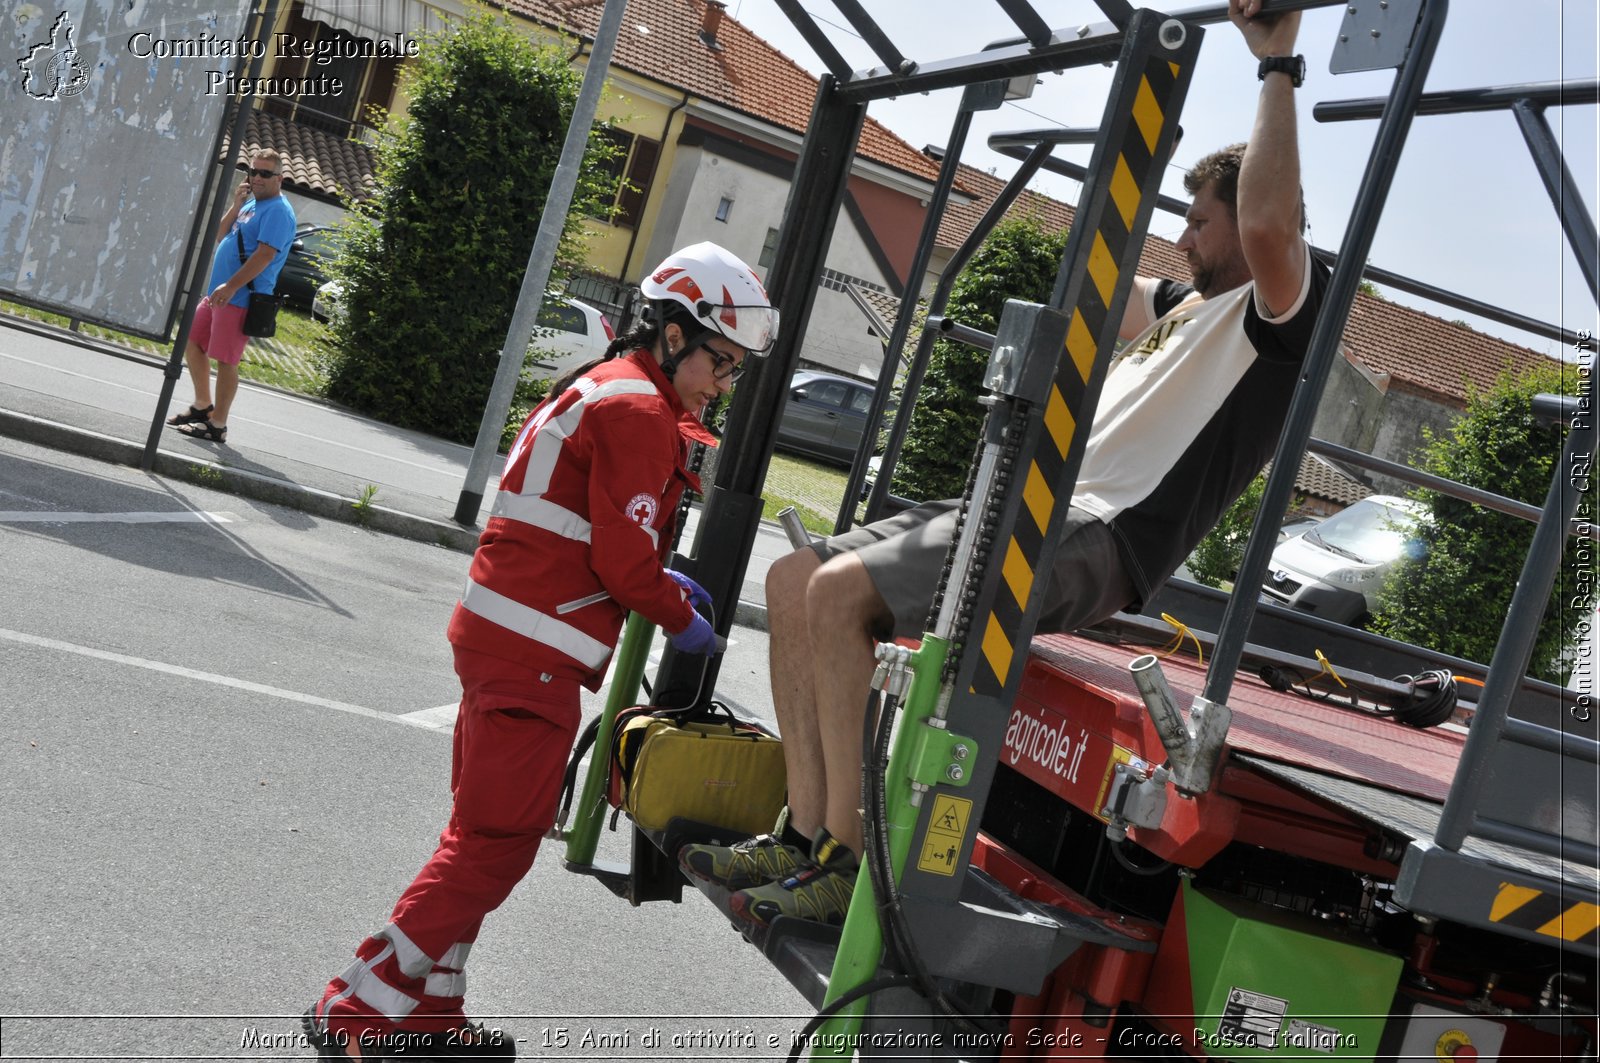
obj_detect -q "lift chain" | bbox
[934,396,1031,684]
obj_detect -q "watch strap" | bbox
[1257,54,1305,88]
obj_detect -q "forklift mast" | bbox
[582,1,1597,1058]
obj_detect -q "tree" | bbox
[1369,362,1584,682]
[892,215,1069,500]
[319,14,619,442]
[1187,473,1264,588]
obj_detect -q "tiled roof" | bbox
[935,163,1073,254]
[231,110,377,202]
[935,163,1555,404]
[500,0,943,184]
[1274,453,1373,507]
[1340,293,1552,404]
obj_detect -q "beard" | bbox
[1187,247,1248,299]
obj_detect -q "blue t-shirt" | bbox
[209,194,297,307]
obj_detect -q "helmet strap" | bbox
[657,303,713,380]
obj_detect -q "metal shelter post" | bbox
[142,0,282,472]
[452,0,627,526]
[832,78,1009,535]
[649,77,868,707]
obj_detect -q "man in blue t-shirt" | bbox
[166,149,297,443]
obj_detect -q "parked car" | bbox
[1261,494,1426,624]
[775,370,893,468]
[311,278,343,324]
[524,298,614,380]
[1277,513,1324,543]
[276,224,344,310]
[312,284,612,377]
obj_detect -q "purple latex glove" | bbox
[667,611,719,656]
[665,569,711,609]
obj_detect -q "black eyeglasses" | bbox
[707,349,745,383]
[246,167,279,179]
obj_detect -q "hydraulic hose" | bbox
[859,683,995,1039]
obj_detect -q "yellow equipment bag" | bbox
[612,702,786,837]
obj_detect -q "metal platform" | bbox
[1028,631,1467,801]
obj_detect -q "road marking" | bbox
[0,510,238,524]
[398,703,459,730]
[0,627,444,732]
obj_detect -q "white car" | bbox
[311,278,344,324]
[525,298,614,379]
[313,285,613,378]
[1261,494,1426,624]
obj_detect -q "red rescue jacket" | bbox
[447,350,713,688]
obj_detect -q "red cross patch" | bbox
[626,493,659,527]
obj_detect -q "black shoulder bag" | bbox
[236,229,281,338]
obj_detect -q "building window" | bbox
[715,197,733,223]
[758,227,780,270]
[262,3,401,139]
[592,128,661,230]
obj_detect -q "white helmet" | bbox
[640,242,779,353]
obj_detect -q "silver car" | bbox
[775,370,892,467]
[1261,494,1426,624]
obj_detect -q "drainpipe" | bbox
[621,90,691,301]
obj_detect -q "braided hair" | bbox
[546,300,709,400]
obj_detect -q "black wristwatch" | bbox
[1258,54,1306,88]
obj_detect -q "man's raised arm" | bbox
[1231,0,1307,316]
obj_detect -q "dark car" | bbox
[775,370,893,467]
[275,224,343,310]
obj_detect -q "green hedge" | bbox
[892,215,1069,501]
[320,14,620,443]
[1371,362,1585,681]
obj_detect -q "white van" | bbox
[1261,494,1426,624]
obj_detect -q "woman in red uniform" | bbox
[306,243,777,1059]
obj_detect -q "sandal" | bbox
[176,419,227,443]
[166,404,213,426]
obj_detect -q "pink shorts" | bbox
[189,301,249,366]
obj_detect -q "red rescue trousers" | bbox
[314,646,581,1036]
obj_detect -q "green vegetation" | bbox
[1,299,166,357]
[352,483,381,525]
[318,13,621,444]
[1370,363,1585,682]
[892,215,1069,500]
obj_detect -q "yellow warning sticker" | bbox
[916,794,973,877]
[1093,745,1137,823]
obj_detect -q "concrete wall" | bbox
[644,140,892,382]
[1366,388,1460,493]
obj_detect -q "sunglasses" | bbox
[707,349,745,383]
[246,167,280,179]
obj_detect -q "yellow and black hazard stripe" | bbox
[973,53,1185,697]
[1490,882,1600,946]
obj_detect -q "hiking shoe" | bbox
[679,833,806,891]
[728,831,858,928]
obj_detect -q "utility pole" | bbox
[453,0,627,526]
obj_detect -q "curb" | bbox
[0,408,481,553]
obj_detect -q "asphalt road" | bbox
[0,436,809,1061]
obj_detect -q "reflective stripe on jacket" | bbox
[447,350,705,687]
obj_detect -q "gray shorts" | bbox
[809,499,1136,641]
